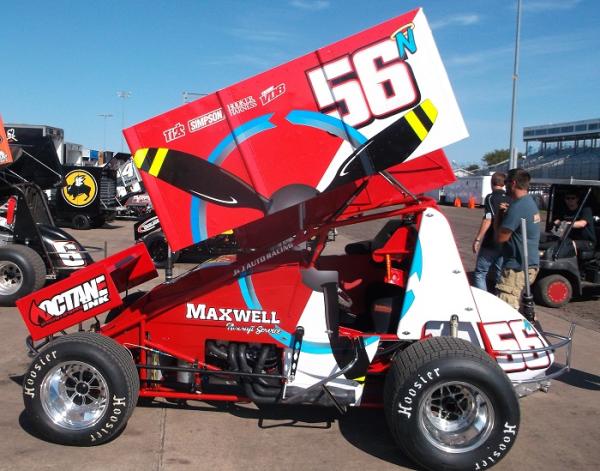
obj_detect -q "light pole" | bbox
[97,113,113,152]
[182,91,207,104]
[117,91,132,152]
[508,0,522,170]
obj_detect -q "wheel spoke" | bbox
[40,360,109,431]
[419,381,494,454]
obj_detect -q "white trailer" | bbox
[442,175,491,206]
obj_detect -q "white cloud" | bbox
[522,0,583,12]
[430,13,481,30]
[290,0,330,11]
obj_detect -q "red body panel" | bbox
[17,243,157,340]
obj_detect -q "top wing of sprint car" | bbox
[124,8,467,252]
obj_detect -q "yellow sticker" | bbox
[62,170,98,207]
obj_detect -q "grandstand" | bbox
[475,118,600,180]
[522,118,600,179]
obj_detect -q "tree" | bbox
[465,164,480,172]
[482,149,509,166]
[482,149,524,167]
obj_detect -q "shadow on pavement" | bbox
[338,407,417,469]
[551,366,600,391]
[137,399,417,468]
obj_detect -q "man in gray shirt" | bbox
[494,168,541,311]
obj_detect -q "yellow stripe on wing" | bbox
[133,148,148,169]
[405,110,428,141]
[420,99,438,123]
[149,148,168,177]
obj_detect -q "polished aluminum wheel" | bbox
[419,381,494,453]
[40,361,109,430]
[0,261,22,295]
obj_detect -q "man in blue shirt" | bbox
[494,168,541,311]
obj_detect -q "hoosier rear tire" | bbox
[384,337,520,471]
[23,332,139,446]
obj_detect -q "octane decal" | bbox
[31,275,110,325]
[62,170,98,208]
[481,321,551,372]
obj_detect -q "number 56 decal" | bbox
[307,38,420,129]
[481,321,551,373]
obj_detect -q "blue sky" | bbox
[1,0,599,164]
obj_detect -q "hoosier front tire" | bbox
[23,332,139,446]
[384,337,520,471]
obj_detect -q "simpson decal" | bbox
[188,108,225,132]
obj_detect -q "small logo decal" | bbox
[188,108,225,132]
[227,96,257,116]
[62,170,98,207]
[259,83,286,106]
[163,122,186,143]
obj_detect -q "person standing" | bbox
[472,172,508,291]
[495,168,541,311]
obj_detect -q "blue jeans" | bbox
[473,246,503,292]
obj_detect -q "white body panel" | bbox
[283,291,379,405]
[402,207,553,383]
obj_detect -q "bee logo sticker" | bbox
[62,170,98,207]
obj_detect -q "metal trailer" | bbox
[442,175,492,206]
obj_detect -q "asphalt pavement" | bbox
[0,208,598,471]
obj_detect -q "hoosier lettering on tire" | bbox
[22,332,139,446]
[383,337,520,471]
